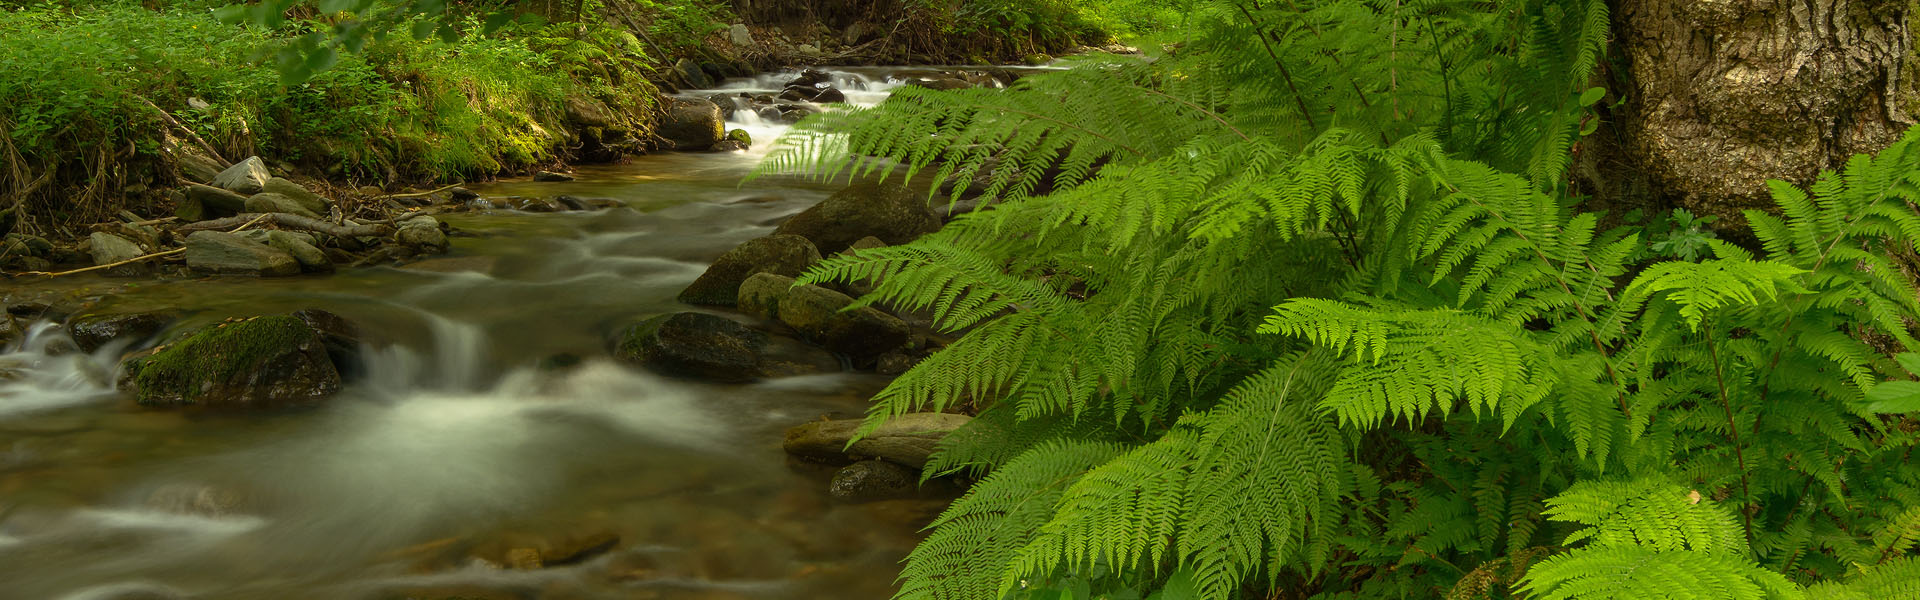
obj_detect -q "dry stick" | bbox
[375,183,467,201]
[175,212,393,237]
[12,212,276,278]
[138,97,227,165]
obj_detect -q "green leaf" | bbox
[1579,86,1606,106]
[1866,381,1920,414]
[482,11,515,34]
[1580,117,1599,136]
[211,5,249,24]
[409,19,436,41]
[1896,353,1920,376]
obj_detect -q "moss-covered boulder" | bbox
[121,315,341,410]
[67,311,175,353]
[771,182,940,253]
[677,235,821,306]
[614,312,767,382]
[776,284,910,360]
[659,97,725,151]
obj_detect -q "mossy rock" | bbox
[122,315,341,410]
[726,128,752,147]
[614,312,766,382]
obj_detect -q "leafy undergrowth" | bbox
[0,0,660,235]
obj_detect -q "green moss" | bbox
[727,129,752,146]
[127,316,318,406]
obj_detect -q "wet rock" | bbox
[756,334,843,377]
[121,315,341,409]
[678,235,822,306]
[448,187,479,201]
[875,351,920,375]
[185,183,249,217]
[776,284,909,360]
[712,139,749,152]
[660,97,726,151]
[551,195,588,211]
[772,182,940,253]
[908,76,974,91]
[243,192,321,219]
[533,170,575,182]
[737,272,795,320]
[1023,53,1053,66]
[184,231,300,277]
[145,483,244,517]
[292,308,364,379]
[260,177,330,214]
[510,197,560,212]
[614,312,766,382]
[87,232,149,277]
[210,156,271,195]
[67,312,173,353]
[2,233,52,257]
[784,412,972,467]
[829,460,920,503]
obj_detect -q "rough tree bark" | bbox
[1594,0,1912,223]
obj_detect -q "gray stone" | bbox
[772,182,940,253]
[184,231,299,277]
[2,233,51,257]
[265,230,331,273]
[737,272,795,320]
[185,183,249,217]
[797,44,820,55]
[533,171,575,182]
[261,177,330,214]
[210,156,271,195]
[829,460,920,503]
[88,232,149,277]
[396,217,448,252]
[783,413,973,467]
[678,235,821,306]
[174,146,226,184]
[729,23,754,47]
[659,98,725,151]
[244,193,321,218]
[776,284,910,360]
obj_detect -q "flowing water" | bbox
[0,68,979,600]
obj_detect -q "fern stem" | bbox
[1706,321,1758,545]
[1230,1,1319,131]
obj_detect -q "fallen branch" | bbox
[15,248,185,278]
[176,212,392,237]
[374,183,466,201]
[138,97,228,165]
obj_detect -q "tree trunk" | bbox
[1595,0,1911,223]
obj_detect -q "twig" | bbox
[14,248,185,278]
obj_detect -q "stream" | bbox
[0,68,984,600]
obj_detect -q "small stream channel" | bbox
[0,67,1011,600]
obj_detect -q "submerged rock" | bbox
[533,171,575,182]
[184,231,300,277]
[829,460,920,503]
[772,182,940,253]
[677,235,822,306]
[783,413,972,468]
[121,315,341,409]
[67,312,174,353]
[614,312,766,382]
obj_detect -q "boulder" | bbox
[565,96,614,127]
[260,177,330,214]
[736,272,795,320]
[783,412,973,467]
[449,187,480,201]
[677,235,822,306]
[729,23,754,47]
[776,284,909,360]
[173,145,226,184]
[673,57,715,89]
[397,216,449,252]
[210,156,271,195]
[773,182,940,253]
[711,139,749,152]
[755,334,843,377]
[184,231,300,277]
[727,129,752,147]
[264,230,331,273]
[121,315,341,409]
[1022,53,1053,66]
[659,98,726,151]
[87,232,148,277]
[812,87,847,104]
[788,69,832,88]
[829,460,920,503]
[244,193,321,219]
[614,312,766,382]
[185,183,249,217]
[533,171,575,182]
[293,308,365,379]
[67,312,174,353]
